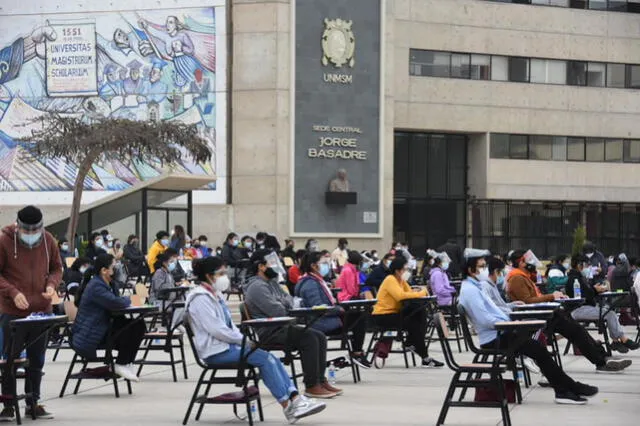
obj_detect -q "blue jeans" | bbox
[205,345,297,403]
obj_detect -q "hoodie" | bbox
[244,274,293,338]
[0,225,63,317]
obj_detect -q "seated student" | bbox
[244,250,340,399]
[185,257,326,423]
[459,255,599,405]
[295,252,370,369]
[72,254,146,382]
[506,249,632,373]
[545,254,570,294]
[182,236,198,260]
[149,249,179,306]
[335,251,364,302]
[429,255,456,306]
[63,257,92,297]
[123,234,147,277]
[365,253,394,291]
[566,254,639,353]
[372,257,444,368]
[482,258,525,315]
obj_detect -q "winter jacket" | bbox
[72,276,130,359]
[336,263,360,302]
[295,274,341,332]
[0,225,63,317]
[365,263,389,290]
[123,244,146,275]
[147,241,167,274]
[244,274,293,339]
[506,268,554,304]
[545,264,568,294]
[85,245,107,262]
[221,242,243,267]
[150,267,176,305]
[430,267,455,306]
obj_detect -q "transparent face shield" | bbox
[264,251,286,276]
[463,248,491,259]
[523,250,542,267]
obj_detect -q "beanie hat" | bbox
[17,205,43,230]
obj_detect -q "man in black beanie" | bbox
[0,205,62,420]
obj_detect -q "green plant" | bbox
[572,225,587,257]
[78,241,89,258]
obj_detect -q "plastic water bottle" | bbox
[573,279,581,299]
[517,370,524,385]
[248,400,257,420]
[328,362,337,385]
[179,248,184,259]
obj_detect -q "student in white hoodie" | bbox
[185,257,326,424]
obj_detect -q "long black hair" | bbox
[300,251,324,274]
[75,253,114,307]
[192,256,224,282]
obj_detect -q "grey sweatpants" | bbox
[571,305,625,339]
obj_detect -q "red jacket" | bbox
[0,225,63,316]
[336,263,360,302]
[288,265,302,285]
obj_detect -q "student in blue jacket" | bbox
[72,253,146,383]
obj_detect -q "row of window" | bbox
[410,49,640,88]
[488,0,640,13]
[490,133,640,162]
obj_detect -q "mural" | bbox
[0,7,223,192]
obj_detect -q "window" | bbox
[628,65,640,88]
[530,59,567,84]
[552,136,567,161]
[470,54,491,80]
[608,1,628,11]
[567,137,585,161]
[607,63,626,88]
[629,0,640,13]
[529,135,553,160]
[490,134,510,159]
[588,0,607,9]
[451,53,471,79]
[509,57,529,82]
[624,140,640,163]
[586,138,605,162]
[409,50,450,77]
[605,139,623,162]
[567,61,587,86]
[491,56,509,81]
[510,135,528,159]
[587,62,606,87]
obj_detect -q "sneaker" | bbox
[284,395,326,424]
[303,385,337,399]
[554,391,588,405]
[538,377,551,388]
[523,357,540,374]
[623,339,640,350]
[321,381,343,396]
[610,341,630,354]
[25,405,54,419]
[114,364,139,382]
[352,355,371,369]
[0,407,15,422]
[421,357,444,368]
[596,359,632,374]
[573,382,599,398]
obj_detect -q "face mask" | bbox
[107,241,113,248]
[257,240,265,246]
[477,267,490,281]
[244,242,253,249]
[132,240,139,246]
[585,252,594,259]
[216,250,222,256]
[581,268,590,278]
[360,262,370,272]
[441,262,450,271]
[384,260,391,268]
[160,238,170,247]
[310,243,319,251]
[401,270,412,282]
[168,261,177,272]
[213,275,230,293]
[185,243,191,249]
[264,266,279,279]
[231,239,239,247]
[95,238,104,248]
[562,262,570,270]
[79,266,88,274]
[497,274,505,286]
[61,243,69,251]
[319,263,331,277]
[201,241,208,247]
[395,246,402,251]
[429,259,434,266]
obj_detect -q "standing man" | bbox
[0,206,62,420]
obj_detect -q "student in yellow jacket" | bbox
[372,257,444,368]
[147,231,170,274]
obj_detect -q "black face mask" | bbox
[525,264,537,273]
[264,266,279,280]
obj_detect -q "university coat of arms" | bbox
[321,18,355,68]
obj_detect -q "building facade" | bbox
[1,0,640,257]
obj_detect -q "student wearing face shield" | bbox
[582,242,607,283]
[0,206,63,420]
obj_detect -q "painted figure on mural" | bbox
[99,63,124,100]
[142,61,168,103]
[0,25,56,85]
[123,59,144,96]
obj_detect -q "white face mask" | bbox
[585,252,594,259]
[441,262,450,271]
[477,267,490,282]
[213,275,230,293]
[79,266,88,274]
[401,270,412,282]
[61,243,69,251]
[562,262,570,270]
[95,238,104,248]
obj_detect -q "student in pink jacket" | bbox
[336,251,365,302]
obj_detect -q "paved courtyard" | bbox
[37,322,640,426]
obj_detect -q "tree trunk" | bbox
[66,156,95,253]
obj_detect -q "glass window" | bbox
[605,139,623,162]
[490,133,510,159]
[627,65,640,89]
[569,0,588,7]
[491,56,509,81]
[607,1,628,11]
[530,135,553,160]
[588,0,607,9]
[509,57,530,83]
[587,62,606,87]
[567,137,585,161]
[629,0,640,13]
[510,135,529,159]
[549,0,570,5]
[624,140,640,163]
[607,63,626,88]
[530,59,546,84]
[552,136,567,161]
[567,61,587,86]
[586,138,605,162]
[409,50,450,77]
[531,59,567,84]
[470,54,491,80]
[450,53,470,79]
